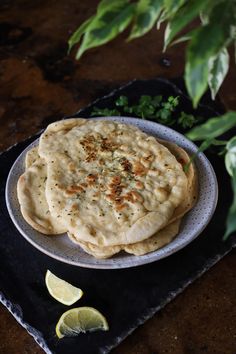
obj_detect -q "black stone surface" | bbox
[0,78,235,354]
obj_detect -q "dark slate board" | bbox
[0,78,235,354]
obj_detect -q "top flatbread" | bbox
[68,140,198,258]
[38,119,188,246]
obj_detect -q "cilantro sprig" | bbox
[91,95,201,129]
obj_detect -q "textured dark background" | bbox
[0,1,236,353]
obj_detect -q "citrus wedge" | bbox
[45,270,83,305]
[56,307,109,338]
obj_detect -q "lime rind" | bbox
[56,307,109,338]
[45,270,83,305]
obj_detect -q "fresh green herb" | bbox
[115,95,129,107]
[150,95,163,107]
[90,107,121,117]
[154,96,179,125]
[91,94,201,129]
[116,95,163,118]
[178,112,197,129]
[123,105,135,114]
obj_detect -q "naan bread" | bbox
[38,119,188,246]
[68,219,181,258]
[158,139,198,223]
[124,219,181,256]
[67,140,197,258]
[17,119,197,259]
[25,146,39,169]
[17,148,67,235]
[67,231,121,258]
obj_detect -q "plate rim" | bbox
[5,117,218,269]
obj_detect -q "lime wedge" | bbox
[56,307,109,338]
[45,270,83,305]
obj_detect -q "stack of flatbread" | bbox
[17,119,198,258]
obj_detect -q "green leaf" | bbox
[68,16,94,53]
[115,95,129,107]
[223,167,236,240]
[169,29,195,47]
[224,136,236,239]
[164,0,208,50]
[208,48,229,100]
[129,0,164,40]
[225,136,236,177]
[167,95,179,107]
[178,112,196,129]
[164,0,186,16]
[199,10,209,25]
[199,0,226,25]
[139,95,152,105]
[211,139,228,146]
[151,95,162,107]
[154,95,179,124]
[98,0,128,12]
[115,96,129,107]
[156,10,168,29]
[186,111,236,141]
[188,22,230,72]
[185,5,232,107]
[76,1,135,59]
[122,105,134,114]
[185,59,208,108]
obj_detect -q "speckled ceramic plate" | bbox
[5,117,218,269]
